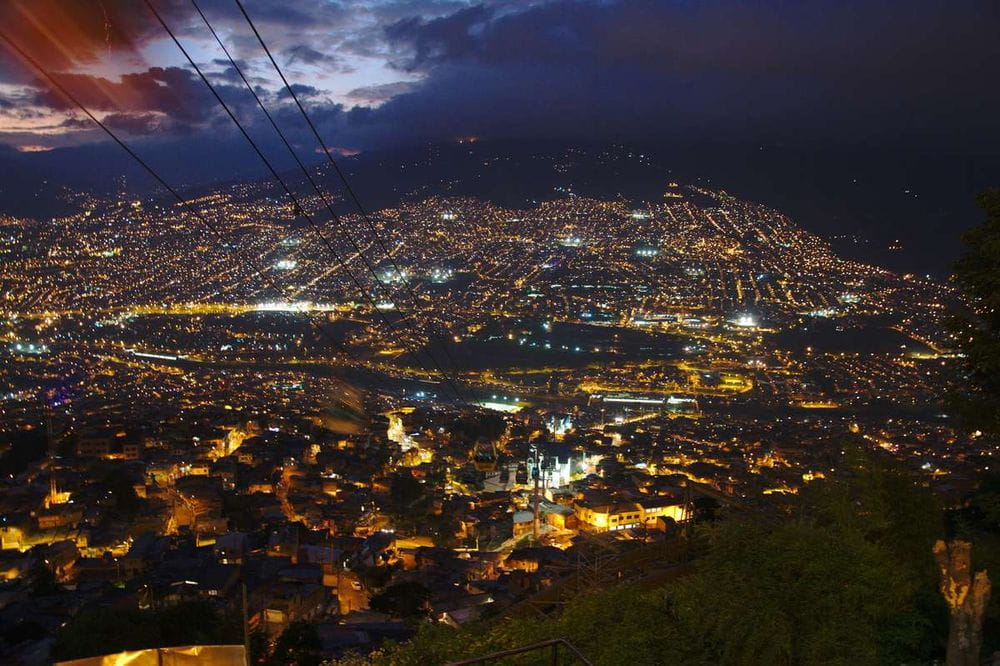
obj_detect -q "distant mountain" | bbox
[3,138,998,275]
[331,140,1000,276]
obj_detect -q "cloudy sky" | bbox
[0,0,996,160]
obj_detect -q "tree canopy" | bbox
[369,581,430,619]
[951,188,1000,438]
[268,621,323,666]
[343,452,947,665]
[51,600,238,662]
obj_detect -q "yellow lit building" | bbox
[574,500,638,531]
[574,497,687,532]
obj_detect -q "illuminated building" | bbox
[574,497,687,532]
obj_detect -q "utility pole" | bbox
[532,444,541,543]
[336,559,342,615]
[45,404,54,458]
[683,483,693,560]
[45,403,59,508]
[242,582,250,666]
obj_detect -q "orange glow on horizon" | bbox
[15,144,55,153]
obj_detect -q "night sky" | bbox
[0,0,998,268]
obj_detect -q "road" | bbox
[334,569,369,615]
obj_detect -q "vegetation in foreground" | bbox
[336,451,1000,665]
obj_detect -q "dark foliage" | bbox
[447,413,506,444]
[950,189,1000,438]
[267,621,323,666]
[50,600,239,661]
[369,581,430,619]
[361,453,947,665]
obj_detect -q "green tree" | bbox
[50,600,238,662]
[448,413,505,443]
[427,512,461,548]
[267,621,322,666]
[356,562,400,591]
[101,468,143,523]
[248,628,270,666]
[945,188,1000,659]
[51,607,163,661]
[666,518,927,664]
[28,558,61,596]
[950,188,1000,438]
[692,495,720,522]
[0,431,46,477]
[157,600,231,647]
[668,452,945,665]
[389,473,425,507]
[955,471,1000,533]
[369,581,430,619]
[351,454,947,666]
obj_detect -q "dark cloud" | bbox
[276,83,324,100]
[345,81,417,105]
[101,111,164,135]
[365,0,1000,151]
[232,0,348,29]
[281,45,354,75]
[0,86,35,110]
[206,57,255,84]
[32,66,221,123]
[59,116,92,129]
[382,0,997,81]
[384,5,493,71]
[284,45,332,66]
[0,0,997,171]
